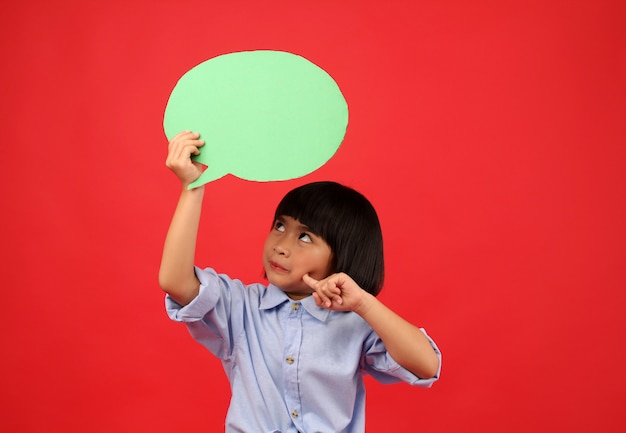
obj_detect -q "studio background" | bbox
[1,1,625,432]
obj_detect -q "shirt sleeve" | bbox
[164,266,241,360]
[362,328,442,388]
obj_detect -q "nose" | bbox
[274,242,290,257]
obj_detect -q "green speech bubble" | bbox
[163,50,349,188]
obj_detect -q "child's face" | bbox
[263,215,332,299]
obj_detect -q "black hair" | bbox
[272,181,385,296]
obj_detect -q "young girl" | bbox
[159,131,441,433]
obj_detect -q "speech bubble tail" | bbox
[187,168,228,189]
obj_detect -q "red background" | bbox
[1,0,625,432]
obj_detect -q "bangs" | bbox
[273,185,337,239]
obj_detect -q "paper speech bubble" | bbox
[163,50,349,188]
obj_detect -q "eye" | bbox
[274,221,285,232]
[299,233,312,243]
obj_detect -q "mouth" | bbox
[268,260,289,273]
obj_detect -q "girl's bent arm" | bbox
[303,273,440,379]
[355,293,440,379]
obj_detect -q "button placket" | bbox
[284,302,303,430]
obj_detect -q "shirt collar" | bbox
[260,284,331,322]
[259,284,289,309]
[300,295,331,322]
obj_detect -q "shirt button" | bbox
[286,356,295,365]
[292,303,300,311]
[291,409,299,418]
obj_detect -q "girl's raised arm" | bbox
[158,131,205,305]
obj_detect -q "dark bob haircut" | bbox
[272,181,385,296]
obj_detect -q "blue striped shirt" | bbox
[166,267,441,433]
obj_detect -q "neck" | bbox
[284,291,312,300]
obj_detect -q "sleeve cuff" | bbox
[165,266,221,322]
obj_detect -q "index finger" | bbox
[170,130,193,141]
[302,273,318,288]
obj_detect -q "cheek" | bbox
[262,236,273,256]
[326,254,335,274]
[313,249,333,273]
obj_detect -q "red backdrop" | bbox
[1,0,625,432]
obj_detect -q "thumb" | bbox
[302,273,318,287]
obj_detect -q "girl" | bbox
[159,131,441,433]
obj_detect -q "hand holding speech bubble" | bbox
[163,50,349,188]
